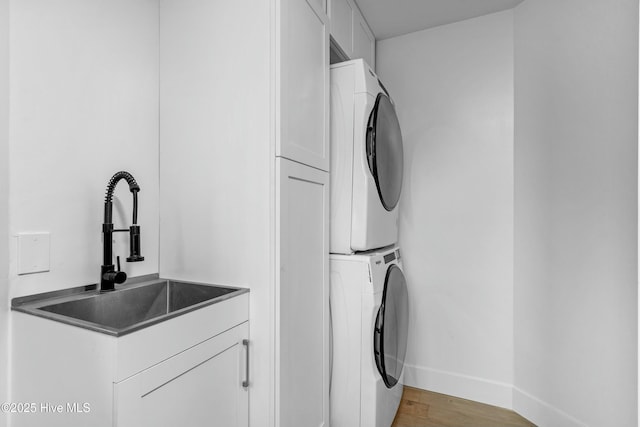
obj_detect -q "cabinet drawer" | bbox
[115,322,249,427]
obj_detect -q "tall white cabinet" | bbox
[276,0,330,426]
[160,0,330,426]
[276,159,329,427]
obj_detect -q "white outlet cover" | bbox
[17,232,51,275]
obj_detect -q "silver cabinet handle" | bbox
[242,339,249,388]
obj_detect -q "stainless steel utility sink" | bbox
[12,278,248,336]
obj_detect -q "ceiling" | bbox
[356,0,525,40]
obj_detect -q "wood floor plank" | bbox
[398,399,430,418]
[392,387,536,427]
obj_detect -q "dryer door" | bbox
[366,93,404,211]
[374,264,409,388]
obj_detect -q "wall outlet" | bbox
[17,232,50,275]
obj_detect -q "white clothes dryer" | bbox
[330,246,409,427]
[330,59,404,254]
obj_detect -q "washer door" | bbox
[366,93,404,211]
[374,264,409,388]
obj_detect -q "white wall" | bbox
[8,0,160,300]
[514,1,638,426]
[158,1,272,425]
[0,0,9,422]
[377,10,515,408]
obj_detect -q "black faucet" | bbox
[100,171,144,292]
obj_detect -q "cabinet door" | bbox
[115,323,249,427]
[278,0,330,171]
[353,9,375,69]
[328,0,354,57]
[276,158,329,427]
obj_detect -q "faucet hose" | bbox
[103,171,140,224]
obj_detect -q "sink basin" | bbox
[12,279,248,336]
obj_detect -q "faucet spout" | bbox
[101,171,144,292]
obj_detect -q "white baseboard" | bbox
[402,363,514,410]
[512,387,588,427]
[403,365,591,426]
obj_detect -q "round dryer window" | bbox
[374,264,409,388]
[366,93,404,211]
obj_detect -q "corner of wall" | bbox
[513,0,638,425]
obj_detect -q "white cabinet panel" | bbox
[278,0,330,171]
[329,0,354,58]
[328,0,375,69]
[116,323,249,427]
[276,158,329,427]
[353,11,375,69]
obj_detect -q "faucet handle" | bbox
[112,270,126,285]
[113,256,126,284]
[112,257,126,284]
[102,263,127,287]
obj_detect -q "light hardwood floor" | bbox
[392,387,536,427]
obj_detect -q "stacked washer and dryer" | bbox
[329,59,409,427]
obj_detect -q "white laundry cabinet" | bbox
[10,290,250,427]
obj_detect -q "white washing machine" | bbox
[330,246,409,427]
[330,59,404,254]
